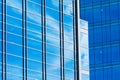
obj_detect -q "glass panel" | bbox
[28,60,42,72]
[7,54,22,67]
[7,5,22,19]
[7,43,22,56]
[27,1,41,15]
[46,0,59,10]
[46,8,59,21]
[27,70,42,80]
[6,0,22,9]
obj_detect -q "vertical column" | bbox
[42,0,46,80]
[22,0,27,79]
[2,0,6,80]
[59,0,64,80]
[74,0,80,80]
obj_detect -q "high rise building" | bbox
[0,0,89,80]
[80,0,120,80]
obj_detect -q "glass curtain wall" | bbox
[0,0,79,80]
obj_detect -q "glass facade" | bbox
[80,0,120,80]
[0,0,88,80]
[80,19,89,80]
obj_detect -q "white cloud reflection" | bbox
[7,0,75,79]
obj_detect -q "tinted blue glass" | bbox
[29,0,41,3]
[89,48,95,66]
[47,75,60,80]
[7,33,22,44]
[7,16,22,27]
[27,23,42,33]
[27,30,42,41]
[27,70,42,80]
[112,66,120,80]
[95,69,103,80]
[46,44,60,55]
[7,74,22,80]
[85,8,93,24]
[93,7,101,24]
[27,1,41,15]
[6,0,22,9]
[7,43,22,56]
[65,69,74,80]
[46,64,60,76]
[64,14,73,26]
[46,36,60,46]
[7,5,22,19]
[7,24,22,35]
[27,12,41,25]
[111,24,120,42]
[28,60,42,72]
[63,5,73,15]
[46,0,59,10]
[110,4,118,22]
[112,44,120,63]
[7,65,22,76]
[46,8,59,21]
[64,59,74,69]
[64,50,74,59]
[7,54,22,67]
[94,47,103,66]
[28,49,42,61]
[94,27,102,44]
[46,53,60,66]
[85,0,92,6]
[28,39,42,50]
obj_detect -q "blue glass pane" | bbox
[28,60,42,72]
[7,5,22,19]
[7,54,22,67]
[7,43,22,56]
[46,0,59,10]
[27,1,41,15]
[6,0,22,9]
[28,70,42,80]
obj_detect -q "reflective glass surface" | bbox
[80,0,120,80]
[0,0,78,80]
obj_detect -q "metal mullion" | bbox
[59,0,64,80]
[25,0,28,80]
[2,0,6,80]
[73,0,77,80]
[74,0,80,80]
[42,0,46,80]
[22,0,27,79]
[22,0,25,79]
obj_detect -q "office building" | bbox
[80,0,120,80]
[0,0,89,80]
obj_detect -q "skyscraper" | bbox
[80,0,120,80]
[0,0,89,80]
